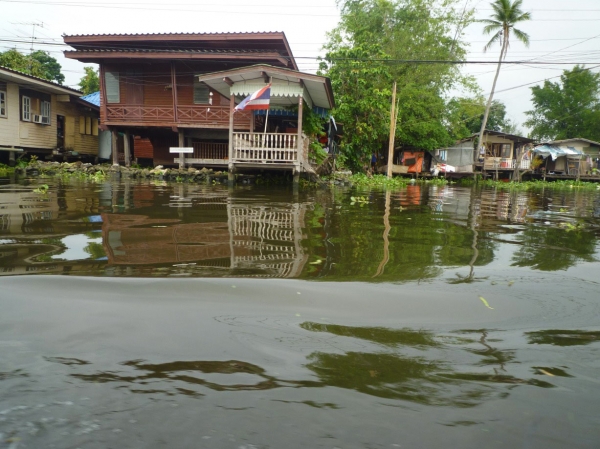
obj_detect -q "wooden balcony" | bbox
[104,105,251,129]
[483,157,531,170]
[175,132,302,168]
[232,132,298,164]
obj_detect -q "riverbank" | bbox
[3,161,600,191]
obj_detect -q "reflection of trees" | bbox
[70,359,320,397]
[303,188,498,283]
[511,226,597,271]
[526,330,600,346]
[302,324,554,407]
[300,322,440,348]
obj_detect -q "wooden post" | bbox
[228,93,235,185]
[386,82,397,178]
[171,62,179,125]
[99,65,108,126]
[123,130,131,167]
[178,130,185,169]
[297,96,303,165]
[111,129,119,165]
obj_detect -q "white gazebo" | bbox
[193,64,335,182]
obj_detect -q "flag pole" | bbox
[263,77,272,134]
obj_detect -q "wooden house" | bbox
[476,130,536,172]
[63,32,335,180]
[0,66,99,164]
[544,139,600,175]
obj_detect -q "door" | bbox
[64,116,75,150]
[56,115,65,149]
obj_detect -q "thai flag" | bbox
[234,84,271,111]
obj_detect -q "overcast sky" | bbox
[1,0,598,133]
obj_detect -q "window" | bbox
[41,100,51,125]
[22,96,31,121]
[0,91,6,117]
[105,71,120,103]
[79,116,98,136]
[193,79,212,104]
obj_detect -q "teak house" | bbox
[63,32,335,180]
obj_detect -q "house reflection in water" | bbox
[101,202,308,278]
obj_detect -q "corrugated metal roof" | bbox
[533,145,584,161]
[80,91,100,107]
[0,65,83,95]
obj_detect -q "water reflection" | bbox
[526,330,600,346]
[1,179,599,278]
[55,324,587,408]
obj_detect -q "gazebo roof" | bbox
[196,64,335,110]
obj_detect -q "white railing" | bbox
[233,132,298,163]
[483,157,531,170]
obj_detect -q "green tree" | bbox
[477,0,531,150]
[30,50,65,84]
[0,48,44,77]
[524,65,600,141]
[78,66,100,95]
[0,48,64,84]
[447,97,512,139]
[321,0,474,171]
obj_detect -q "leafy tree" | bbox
[477,0,531,151]
[321,0,474,171]
[30,50,64,84]
[524,65,600,141]
[0,48,44,77]
[0,48,64,84]
[447,97,513,139]
[78,66,100,95]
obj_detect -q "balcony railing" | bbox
[105,105,251,128]
[233,132,298,164]
[106,105,174,123]
[484,157,531,170]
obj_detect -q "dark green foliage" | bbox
[321,0,473,171]
[525,65,600,142]
[30,50,65,84]
[0,49,64,84]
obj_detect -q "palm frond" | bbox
[512,28,530,46]
[483,31,502,53]
[482,22,502,35]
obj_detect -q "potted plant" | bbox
[530,156,543,172]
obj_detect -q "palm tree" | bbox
[477,0,531,157]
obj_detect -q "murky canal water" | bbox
[1,177,600,448]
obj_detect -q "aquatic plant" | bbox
[480,179,599,190]
[32,184,49,194]
[0,163,15,176]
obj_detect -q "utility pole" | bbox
[386,82,397,178]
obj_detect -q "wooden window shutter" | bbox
[92,119,99,136]
[86,116,92,134]
[79,116,86,134]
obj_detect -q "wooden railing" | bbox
[106,105,251,128]
[106,105,174,122]
[484,157,531,170]
[192,142,228,160]
[233,132,298,163]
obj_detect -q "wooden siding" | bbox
[0,81,98,154]
[0,83,19,147]
[134,136,153,159]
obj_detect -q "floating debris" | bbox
[479,296,494,310]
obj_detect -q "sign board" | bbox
[169,147,194,154]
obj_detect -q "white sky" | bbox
[1,0,598,133]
